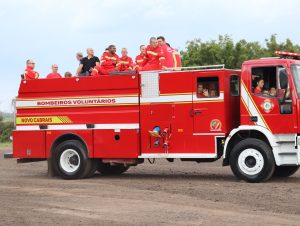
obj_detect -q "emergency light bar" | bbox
[274,51,300,60]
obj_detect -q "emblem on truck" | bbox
[261,99,274,113]
[210,119,222,131]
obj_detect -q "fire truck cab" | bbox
[9,51,300,182]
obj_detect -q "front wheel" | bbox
[273,166,299,177]
[229,138,275,183]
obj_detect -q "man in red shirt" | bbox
[46,64,62,79]
[22,59,39,80]
[91,45,119,76]
[117,48,133,72]
[135,45,146,68]
[157,36,174,69]
[140,37,166,71]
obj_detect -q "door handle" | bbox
[194,110,202,115]
[190,109,202,116]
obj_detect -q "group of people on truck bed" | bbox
[22,36,182,80]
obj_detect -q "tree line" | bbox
[180,34,300,69]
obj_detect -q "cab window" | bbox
[230,75,239,96]
[196,77,219,98]
[251,66,292,114]
[251,66,284,97]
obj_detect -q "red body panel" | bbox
[13,130,45,158]
[93,129,139,158]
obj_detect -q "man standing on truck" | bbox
[135,45,146,68]
[117,48,133,72]
[91,45,119,76]
[157,36,174,69]
[76,48,100,76]
[140,37,166,71]
[22,59,39,80]
[46,64,62,79]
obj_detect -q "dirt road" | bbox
[0,149,300,226]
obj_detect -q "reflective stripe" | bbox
[241,81,270,130]
[105,56,117,60]
[172,52,177,68]
[137,60,143,63]
[16,123,139,131]
[139,153,217,158]
[119,61,130,64]
[16,93,224,109]
[16,96,139,109]
[140,93,224,104]
[16,125,40,131]
[147,51,158,56]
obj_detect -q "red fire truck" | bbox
[6,51,300,182]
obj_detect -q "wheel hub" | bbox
[69,155,79,165]
[238,148,264,176]
[245,156,256,168]
[60,149,80,173]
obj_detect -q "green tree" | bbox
[181,34,300,69]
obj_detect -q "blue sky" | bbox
[1,0,300,112]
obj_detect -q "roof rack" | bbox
[163,64,225,72]
[139,64,226,74]
[179,64,225,70]
[260,57,280,59]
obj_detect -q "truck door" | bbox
[245,65,297,133]
[192,72,225,133]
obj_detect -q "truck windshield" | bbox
[291,64,300,97]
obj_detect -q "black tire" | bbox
[98,163,130,175]
[273,165,299,177]
[52,140,92,180]
[229,138,275,183]
[84,159,99,178]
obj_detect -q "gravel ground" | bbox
[1,149,300,226]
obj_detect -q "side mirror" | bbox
[279,70,288,89]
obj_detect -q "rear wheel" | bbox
[52,140,93,179]
[273,166,299,177]
[98,163,130,175]
[229,138,275,183]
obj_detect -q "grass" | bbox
[0,142,12,150]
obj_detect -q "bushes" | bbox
[0,121,14,142]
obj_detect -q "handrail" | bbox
[139,64,226,74]
[165,64,225,71]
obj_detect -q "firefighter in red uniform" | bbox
[117,48,133,71]
[140,37,166,71]
[157,36,174,69]
[135,45,146,68]
[172,48,182,70]
[91,45,119,76]
[22,59,39,80]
